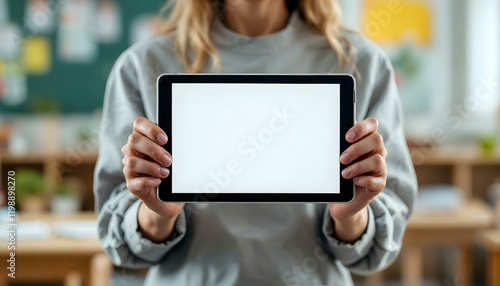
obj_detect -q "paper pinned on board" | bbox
[24,37,51,74]
[96,0,121,44]
[0,61,27,106]
[130,15,161,45]
[0,23,23,60]
[25,0,55,34]
[362,0,432,46]
[58,0,97,63]
[0,0,8,26]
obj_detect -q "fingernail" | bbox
[340,152,350,163]
[160,167,170,177]
[157,133,168,145]
[162,154,172,167]
[152,178,162,184]
[346,131,356,142]
[342,168,352,178]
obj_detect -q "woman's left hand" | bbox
[328,117,387,243]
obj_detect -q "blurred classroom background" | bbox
[0,0,499,285]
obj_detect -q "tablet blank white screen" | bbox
[171,83,340,194]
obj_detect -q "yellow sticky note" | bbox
[362,0,432,46]
[23,37,51,74]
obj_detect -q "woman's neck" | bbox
[223,0,290,37]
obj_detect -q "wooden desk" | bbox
[0,212,103,286]
[402,201,495,286]
[479,230,500,286]
[410,146,500,199]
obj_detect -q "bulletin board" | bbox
[0,0,166,114]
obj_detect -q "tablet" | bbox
[156,74,356,203]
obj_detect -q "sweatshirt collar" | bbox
[211,11,304,53]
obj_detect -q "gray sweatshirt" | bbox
[94,12,417,286]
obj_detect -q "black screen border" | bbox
[157,73,356,203]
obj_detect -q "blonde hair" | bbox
[160,0,355,73]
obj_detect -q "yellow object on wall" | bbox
[362,0,432,46]
[23,37,51,74]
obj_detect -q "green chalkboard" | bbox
[0,0,166,114]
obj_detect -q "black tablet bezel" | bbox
[157,74,356,203]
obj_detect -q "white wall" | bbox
[460,0,500,134]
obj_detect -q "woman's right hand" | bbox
[121,117,184,242]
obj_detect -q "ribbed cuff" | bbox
[121,200,187,264]
[322,205,376,266]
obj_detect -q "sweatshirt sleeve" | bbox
[321,46,418,275]
[93,51,186,268]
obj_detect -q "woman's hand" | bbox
[121,117,184,242]
[328,117,387,243]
